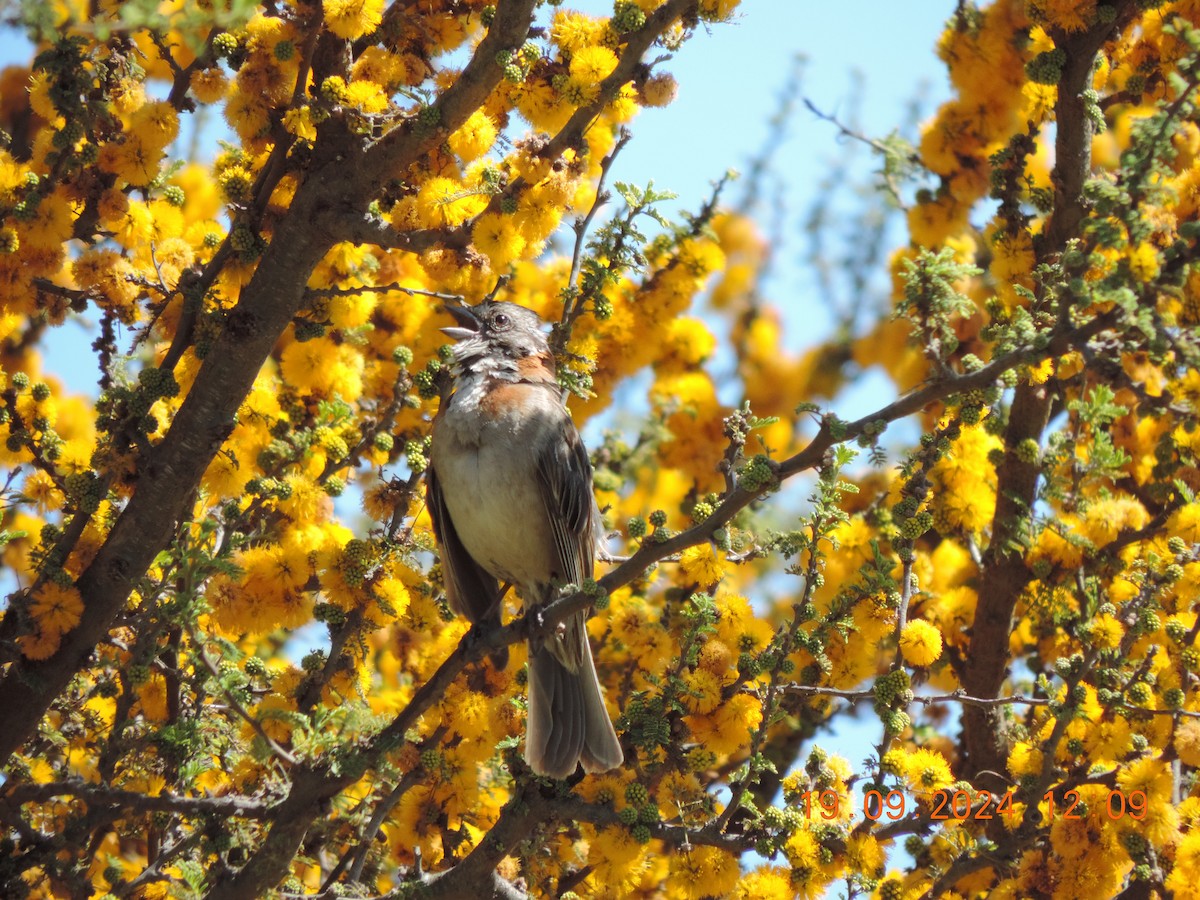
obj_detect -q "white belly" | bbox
[431,386,561,593]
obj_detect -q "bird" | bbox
[426,300,623,779]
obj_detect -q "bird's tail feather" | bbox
[525,634,622,778]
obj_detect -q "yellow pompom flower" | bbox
[678,542,725,588]
[929,424,1001,537]
[342,80,388,114]
[658,316,716,372]
[111,199,157,249]
[0,155,25,206]
[680,669,722,715]
[448,110,498,162]
[1029,513,1085,568]
[1007,741,1043,778]
[587,826,644,884]
[1167,502,1200,544]
[569,45,619,86]
[22,470,63,514]
[129,101,180,151]
[899,747,954,799]
[732,867,792,900]
[1167,829,1200,896]
[324,0,385,40]
[280,338,364,398]
[1117,757,1179,848]
[98,135,163,187]
[372,576,411,624]
[471,212,527,269]
[72,249,141,322]
[847,832,886,878]
[1176,718,1200,767]
[550,10,608,54]
[899,619,943,666]
[670,845,739,900]
[1086,612,1123,649]
[1128,241,1160,283]
[351,46,407,89]
[190,68,228,104]
[782,826,823,882]
[29,583,84,636]
[415,176,487,228]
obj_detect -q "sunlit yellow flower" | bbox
[569,45,618,86]
[471,212,527,270]
[899,619,943,667]
[678,542,725,588]
[415,176,488,228]
[1086,612,1123,650]
[550,10,608,54]
[323,0,384,40]
[669,845,739,900]
[1128,241,1160,283]
[1007,741,1042,778]
[733,866,793,900]
[1175,719,1200,767]
[889,747,953,798]
[448,110,498,162]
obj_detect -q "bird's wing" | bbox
[425,463,501,623]
[535,411,598,588]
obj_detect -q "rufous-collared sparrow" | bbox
[426,300,623,779]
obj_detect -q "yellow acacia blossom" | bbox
[669,846,740,900]
[929,424,1000,537]
[550,10,609,54]
[887,747,954,801]
[569,45,619,87]
[471,212,527,270]
[323,0,384,41]
[1176,719,1200,767]
[678,542,725,588]
[899,619,943,667]
[18,627,61,661]
[29,583,84,636]
[415,176,488,228]
[448,110,498,162]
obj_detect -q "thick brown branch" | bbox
[960,4,1137,786]
[420,781,544,898]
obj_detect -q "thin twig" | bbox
[190,629,298,766]
[304,281,465,302]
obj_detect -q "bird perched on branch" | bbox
[426,300,623,779]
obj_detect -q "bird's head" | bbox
[441,301,551,369]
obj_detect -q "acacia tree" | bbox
[3,0,1200,897]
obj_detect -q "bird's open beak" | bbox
[440,304,481,341]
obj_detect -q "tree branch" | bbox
[961,1,1138,785]
[2,780,272,819]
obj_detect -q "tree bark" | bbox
[961,2,1137,782]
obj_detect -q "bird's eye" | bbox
[492,313,510,328]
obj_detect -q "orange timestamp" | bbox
[797,788,1150,822]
